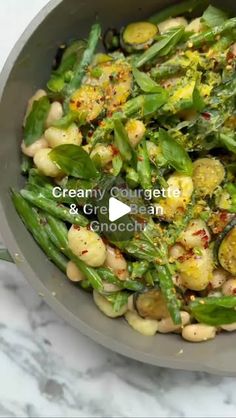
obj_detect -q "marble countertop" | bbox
[0,1,236,417]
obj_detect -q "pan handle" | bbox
[0,248,14,263]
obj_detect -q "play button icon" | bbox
[109,197,131,222]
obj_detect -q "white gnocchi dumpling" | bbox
[186,17,203,33]
[125,119,146,148]
[158,17,188,34]
[45,123,82,148]
[104,245,128,280]
[90,144,114,167]
[21,137,48,157]
[68,225,107,267]
[125,310,159,336]
[66,261,85,282]
[178,248,213,291]
[159,173,193,221]
[33,148,62,177]
[46,101,63,127]
[177,219,210,250]
[93,291,127,317]
[23,89,47,125]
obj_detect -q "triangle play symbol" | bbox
[109,197,131,222]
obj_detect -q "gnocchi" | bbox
[33,148,62,177]
[68,225,107,267]
[125,310,159,336]
[45,123,82,148]
[94,291,127,317]
[178,248,213,291]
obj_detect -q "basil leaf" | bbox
[47,40,87,93]
[202,5,228,28]
[142,93,168,116]
[133,68,166,94]
[190,296,236,326]
[159,128,193,175]
[114,119,133,162]
[49,144,99,179]
[24,96,50,146]
[52,111,78,129]
[136,27,184,68]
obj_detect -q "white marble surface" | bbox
[1,1,236,417]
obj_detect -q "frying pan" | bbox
[0,0,235,376]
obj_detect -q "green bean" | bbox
[12,191,67,273]
[129,260,149,279]
[189,18,236,48]
[46,215,103,291]
[97,267,145,291]
[151,63,183,80]
[20,189,88,227]
[114,118,133,162]
[21,155,33,175]
[154,266,181,325]
[136,27,184,68]
[65,23,101,97]
[137,140,152,190]
[149,0,207,24]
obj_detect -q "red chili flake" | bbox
[82,250,88,255]
[111,144,119,156]
[73,225,81,230]
[192,229,209,248]
[202,112,211,120]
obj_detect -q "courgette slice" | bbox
[216,218,236,275]
[69,85,104,122]
[134,288,169,320]
[121,22,158,52]
[87,61,132,113]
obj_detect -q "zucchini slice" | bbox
[69,85,104,122]
[218,219,236,275]
[134,288,169,320]
[121,22,158,52]
[87,61,132,113]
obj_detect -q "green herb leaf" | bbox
[136,27,184,68]
[202,5,228,28]
[52,111,78,129]
[112,154,123,176]
[159,128,193,175]
[47,75,65,93]
[114,119,133,162]
[142,93,168,116]
[49,144,99,179]
[24,96,50,146]
[133,68,166,94]
[106,291,129,312]
[220,133,236,154]
[190,296,236,326]
[137,140,152,189]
